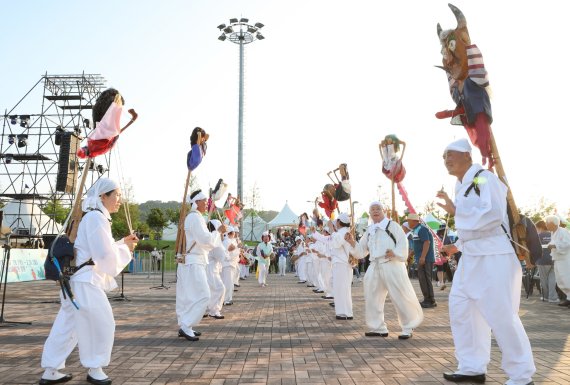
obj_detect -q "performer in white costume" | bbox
[176,190,225,341]
[545,215,570,303]
[257,233,273,287]
[346,201,423,339]
[312,213,353,320]
[292,236,307,282]
[205,219,226,319]
[436,138,535,385]
[221,227,238,305]
[40,178,138,385]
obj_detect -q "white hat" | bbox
[402,221,410,229]
[407,213,420,221]
[337,212,351,225]
[295,236,302,242]
[226,226,236,233]
[444,138,472,153]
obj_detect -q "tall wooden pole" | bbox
[175,170,192,256]
[488,127,531,266]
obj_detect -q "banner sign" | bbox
[3,248,47,283]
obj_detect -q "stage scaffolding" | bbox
[0,72,110,244]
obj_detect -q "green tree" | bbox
[521,197,557,223]
[110,202,141,239]
[42,199,71,225]
[165,207,179,224]
[147,207,168,240]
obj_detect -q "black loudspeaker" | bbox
[56,132,80,193]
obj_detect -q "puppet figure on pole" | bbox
[434,3,540,266]
[379,134,407,220]
[174,127,209,258]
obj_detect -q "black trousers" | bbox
[417,261,435,303]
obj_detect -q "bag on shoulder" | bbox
[44,235,93,280]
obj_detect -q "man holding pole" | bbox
[176,190,226,341]
[436,138,534,385]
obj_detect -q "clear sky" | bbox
[1,0,568,219]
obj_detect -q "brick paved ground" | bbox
[1,271,569,385]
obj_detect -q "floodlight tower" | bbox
[217,18,265,203]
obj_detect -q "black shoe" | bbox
[442,372,485,383]
[335,315,353,320]
[209,314,225,319]
[365,332,388,337]
[398,333,412,340]
[178,329,199,341]
[233,289,238,292]
[322,296,334,299]
[307,284,315,287]
[558,299,570,306]
[421,301,437,308]
[329,302,335,307]
[39,374,73,385]
[223,301,233,306]
[234,284,240,287]
[297,281,306,284]
[193,330,202,336]
[86,375,112,385]
[202,314,208,318]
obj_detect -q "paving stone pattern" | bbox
[0,272,569,385]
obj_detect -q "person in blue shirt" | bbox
[407,213,436,308]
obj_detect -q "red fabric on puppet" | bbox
[318,184,338,219]
[77,94,122,159]
[224,204,241,225]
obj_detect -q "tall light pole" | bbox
[217,18,265,204]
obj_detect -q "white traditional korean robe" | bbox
[351,218,423,335]
[41,207,132,370]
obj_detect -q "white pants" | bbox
[554,258,570,296]
[313,256,325,290]
[221,266,235,303]
[240,264,249,279]
[320,259,333,297]
[332,263,352,317]
[363,260,423,334]
[450,253,535,385]
[297,257,307,282]
[258,264,268,285]
[41,281,115,369]
[176,264,210,329]
[278,257,287,275]
[306,260,314,285]
[233,263,240,285]
[206,262,225,316]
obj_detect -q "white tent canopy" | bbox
[268,202,298,229]
[242,213,268,242]
[162,222,177,241]
[2,200,62,235]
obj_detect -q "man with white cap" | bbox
[256,232,273,287]
[176,189,226,341]
[40,177,138,385]
[346,201,423,339]
[311,213,354,320]
[406,213,437,308]
[205,219,226,319]
[436,138,535,384]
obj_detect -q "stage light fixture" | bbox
[229,18,238,24]
[8,134,15,145]
[218,34,227,41]
[9,115,17,125]
[240,18,249,23]
[83,118,90,128]
[19,115,30,128]
[55,126,64,146]
[247,26,257,33]
[256,33,265,40]
[254,22,264,28]
[223,26,233,34]
[17,134,28,147]
[5,154,13,164]
[217,23,226,30]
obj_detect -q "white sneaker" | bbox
[436,282,441,287]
